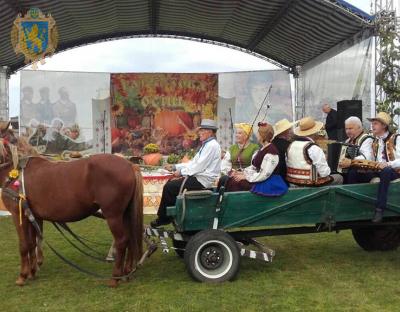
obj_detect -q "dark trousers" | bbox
[376,167,400,211]
[347,167,400,211]
[157,176,204,221]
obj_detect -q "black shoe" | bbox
[372,209,383,223]
[150,218,171,228]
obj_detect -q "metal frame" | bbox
[0,66,9,121]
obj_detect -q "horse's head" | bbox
[0,121,18,145]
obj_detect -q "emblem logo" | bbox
[11,8,58,68]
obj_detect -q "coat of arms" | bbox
[10,8,58,68]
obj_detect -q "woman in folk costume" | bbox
[221,123,259,175]
[225,122,288,197]
[286,117,343,187]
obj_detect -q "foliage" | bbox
[376,18,400,131]
[1,216,400,311]
[184,148,196,160]
[143,143,160,155]
[167,153,182,164]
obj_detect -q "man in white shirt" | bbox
[347,112,400,222]
[286,117,343,187]
[151,119,221,227]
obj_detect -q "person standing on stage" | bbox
[322,103,338,140]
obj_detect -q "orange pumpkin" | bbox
[154,110,193,136]
[143,153,162,166]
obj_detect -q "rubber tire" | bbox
[172,239,186,258]
[352,226,400,251]
[184,230,240,283]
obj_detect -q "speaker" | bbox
[327,142,342,173]
[337,100,362,141]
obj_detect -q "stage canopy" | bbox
[0,0,374,75]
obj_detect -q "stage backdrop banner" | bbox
[20,70,110,155]
[110,73,218,156]
[218,70,292,151]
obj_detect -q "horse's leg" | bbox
[36,219,44,267]
[124,245,134,279]
[106,216,128,287]
[9,213,31,286]
[27,223,38,280]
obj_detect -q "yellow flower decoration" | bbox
[9,169,19,179]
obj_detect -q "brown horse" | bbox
[0,135,143,287]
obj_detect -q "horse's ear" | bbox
[0,121,10,131]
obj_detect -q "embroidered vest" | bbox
[286,140,332,186]
[372,133,399,162]
[251,143,279,174]
[345,132,374,159]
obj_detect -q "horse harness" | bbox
[1,158,40,234]
[1,155,155,280]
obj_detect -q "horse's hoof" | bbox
[15,277,26,286]
[108,279,119,288]
[28,272,36,280]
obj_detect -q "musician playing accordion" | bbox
[346,112,400,223]
[338,116,374,171]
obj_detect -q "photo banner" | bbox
[110,73,218,155]
[20,70,110,155]
[218,70,292,150]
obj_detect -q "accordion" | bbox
[327,142,360,173]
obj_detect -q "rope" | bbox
[52,222,109,262]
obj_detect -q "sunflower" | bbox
[111,101,124,116]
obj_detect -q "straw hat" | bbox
[294,117,323,137]
[273,118,294,137]
[367,112,391,127]
[234,123,252,137]
[0,120,10,131]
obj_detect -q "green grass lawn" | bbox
[1,215,399,312]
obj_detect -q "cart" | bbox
[145,182,400,282]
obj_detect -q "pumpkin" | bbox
[142,153,162,166]
[154,110,193,136]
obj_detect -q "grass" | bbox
[1,215,400,312]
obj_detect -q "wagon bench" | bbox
[146,182,400,282]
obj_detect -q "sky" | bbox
[7,0,373,117]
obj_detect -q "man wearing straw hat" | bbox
[347,112,400,222]
[272,118,294,185]
[286,117,343,187]
[151,119,221,227]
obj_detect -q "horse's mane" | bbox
[0,131,40,169]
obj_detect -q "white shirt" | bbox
[243,148,279,183]
[305,138,331,178]
[175,138,221,188]
[221,151,232,175]
[354,137,374,161]
[375,132,400,169]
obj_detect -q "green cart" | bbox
[145,182,400,282]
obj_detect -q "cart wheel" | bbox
[352,226,400,251]
[184,230,240,283]
[172,239,186,258]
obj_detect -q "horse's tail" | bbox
[128,164,144,264]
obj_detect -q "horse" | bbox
[0,131,143,287]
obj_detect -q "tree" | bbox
[375,13,400,131]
